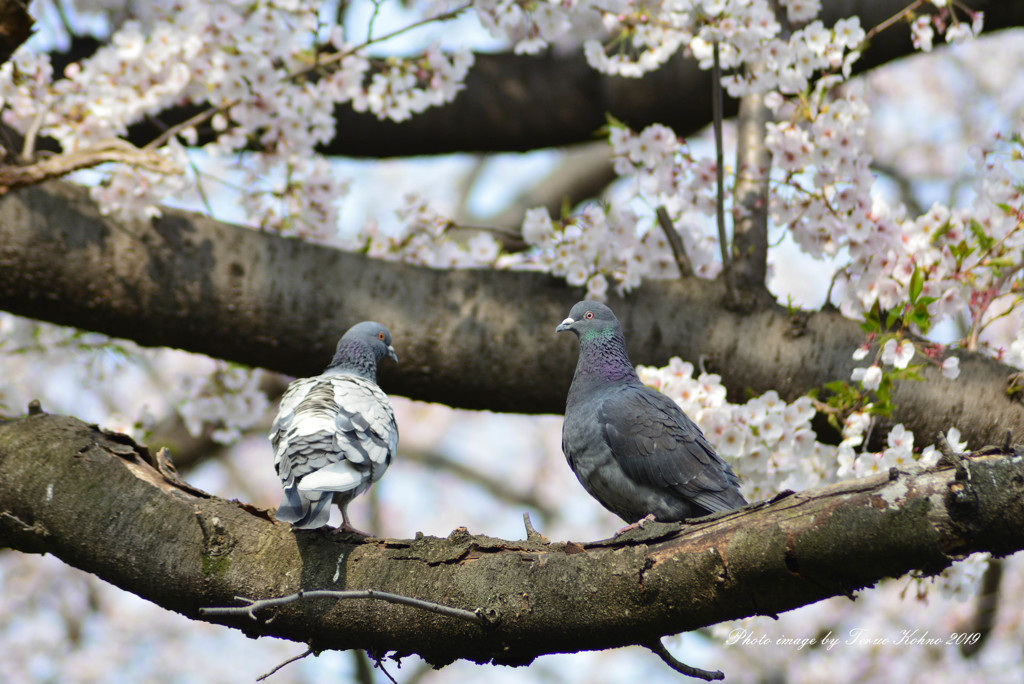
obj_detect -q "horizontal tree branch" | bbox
[1,412,1022,669]
[1,180,1022,451]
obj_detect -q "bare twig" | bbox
[21,101,53,162]
[200,589,490,625]
[256,648,313,682]
[0,139,181,195]
[373,656,400,684]
[645,639,725,681]
[936,430,959,463]
[293,3,473,78]
[523,512,549,543]
[711,40,735,301]
[144,105,228,151]
[655,205,693,277]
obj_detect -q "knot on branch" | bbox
[195,509,235,562]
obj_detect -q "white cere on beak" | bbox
[555,316,575,333]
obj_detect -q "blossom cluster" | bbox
[508,203,677,299]
[347,193,502,268]
[501,118,726,303]
[636,353,984,604]
[0,1,472,231]
[831,137,1024,346]
[637,357,824,502]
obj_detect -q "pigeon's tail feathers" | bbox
[297,460,366,493]
[275,487,333,529]
[686,484,748,514]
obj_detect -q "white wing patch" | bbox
[271,371,397,528]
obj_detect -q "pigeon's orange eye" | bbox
[585,311,594,319]
[378,332,386,340]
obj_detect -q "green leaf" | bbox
[969,219,996,251]
[824,380,850,394]
[988,256,1017,268]
[909,311,932,334]
[931,221,954,242]
[909,266,924,303]
[885,309,900,330]
[871,400,894,417]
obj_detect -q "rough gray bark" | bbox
[731,91,772,292]
[1,180,1022,451]
[2,412,1022,668]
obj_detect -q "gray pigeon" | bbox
[270,322,399,533]
[556,300,746,525]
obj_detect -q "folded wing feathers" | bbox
[602,384,744,513]
[271,373,397,525]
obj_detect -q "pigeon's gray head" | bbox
[555,300,620,340]
[328,321,398,378]
[556,300,635,381]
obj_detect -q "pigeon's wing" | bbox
[270,373,397,527]
[599,384,746,513]
[327,374,398,484]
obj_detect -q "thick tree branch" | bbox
[1,180,1022,450]
[2,413,1023,669]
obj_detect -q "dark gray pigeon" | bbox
[556,300,746,526]
[270,321,399,533]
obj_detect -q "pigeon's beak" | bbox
[387,345,399,363]
[555,317,575,333]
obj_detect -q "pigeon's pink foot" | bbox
[616,513,656,535]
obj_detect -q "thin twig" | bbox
[523,512,549,543]
[711,40,735,300]
[21,100,52,161]
[374,655,400,684]
[936,430,958,462]
[936,429,968,471]
[645,639,725,681]
[200,589,488,625]
[861,415,877,455]
[0,139,181,195]
[256,648,313,682]
[655,205,693,277]
[292,3,473,79]
[144,105,229,151]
